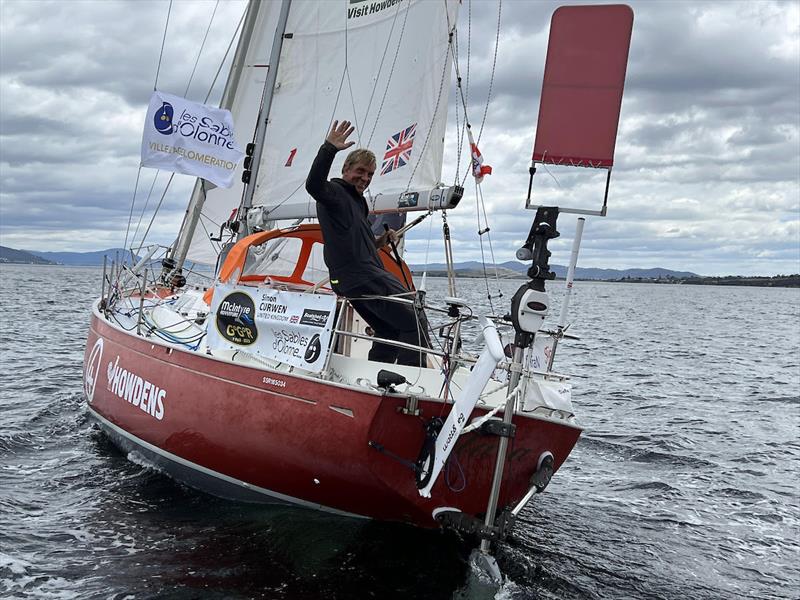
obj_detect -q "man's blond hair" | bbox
[343,148,376,172]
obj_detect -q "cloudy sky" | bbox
[1,0,798,275]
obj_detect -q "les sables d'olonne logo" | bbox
[151,98,237,149]
[154,101,175,135]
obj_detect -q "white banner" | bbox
[526,333,554,372]
[141,91,244,188]
[206,284,337,373]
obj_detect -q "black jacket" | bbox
[305,142,387,294]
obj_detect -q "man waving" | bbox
[305,120,429,367]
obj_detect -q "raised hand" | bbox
[326,120,356,151]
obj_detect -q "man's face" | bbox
[342,160,375,195]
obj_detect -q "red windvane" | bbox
[532,5,634,169]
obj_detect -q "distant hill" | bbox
[24,248,139,266]
[558,266,699,280]
[5,247,791,285]
[410,260,699,280]
[0,245,702,278]
[682,274,799,287]
[19,247,209,271]
[0,246,57,265]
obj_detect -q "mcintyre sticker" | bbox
[216,292,258,345]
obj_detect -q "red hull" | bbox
[83,310,581,527]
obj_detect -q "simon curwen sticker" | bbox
[207,284,337,373]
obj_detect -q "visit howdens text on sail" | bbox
[348,0,405,19]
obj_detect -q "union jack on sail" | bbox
[381,123,417,175]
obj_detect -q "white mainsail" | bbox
[251,0,458,219]
[186,0,458,265]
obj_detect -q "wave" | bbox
[578,436,718,468]
[752,395,800,405]
[615,481,680,493]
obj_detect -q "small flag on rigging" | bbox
[467,127,492,183]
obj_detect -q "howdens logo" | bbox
[84,337,104,403]
[106,356,166,420]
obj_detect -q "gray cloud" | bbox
[1,0,798,276]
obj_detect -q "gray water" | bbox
[1,264,798,599]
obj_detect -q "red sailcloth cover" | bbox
[532,5,634,169]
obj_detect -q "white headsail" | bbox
[185,2,282,265]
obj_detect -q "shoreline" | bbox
[2,263,796,288]
[413,270,800,288]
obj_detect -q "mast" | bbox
[237,0,293,240]
[170,0,264,274]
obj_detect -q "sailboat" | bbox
[83,0,633,573]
